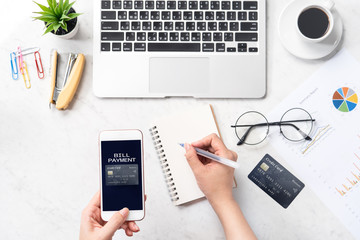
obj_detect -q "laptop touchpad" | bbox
[149,58,210,95]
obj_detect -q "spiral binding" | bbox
[149,126,179,202]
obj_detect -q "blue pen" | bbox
[179,143,239,169]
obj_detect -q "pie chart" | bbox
[332,87,358,112]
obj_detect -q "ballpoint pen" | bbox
[179,143,239,169]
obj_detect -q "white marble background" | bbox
[1,0,359,239]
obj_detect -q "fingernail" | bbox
[119,208,129,217]
[134,223,140,231]
[185,143,190,151]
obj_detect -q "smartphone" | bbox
[99,129,145,221]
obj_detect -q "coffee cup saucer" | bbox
[278,0,343,60]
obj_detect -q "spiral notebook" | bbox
[150,104,222,205]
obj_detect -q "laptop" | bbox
[93,0,266,98]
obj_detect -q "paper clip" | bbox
[10,52,19,80]
[17,46,31,89]
[34,51,45,79]
[21,61,31,89]
[17,47,24,74]
[16,47,40,57]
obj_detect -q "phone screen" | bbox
[101,140,143,211]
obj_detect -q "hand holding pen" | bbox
[184,134,256,240]
[180,143,239,169]
[183,134,238,202]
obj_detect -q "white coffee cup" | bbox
[297,0,335,43]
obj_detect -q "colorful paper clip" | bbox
[17,47,31,89]
[34,51,45,79]
[15,47,40,58]
[17,47,24,74]
[21,61,31,89]
[10,52,19,80]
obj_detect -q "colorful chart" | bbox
[332,87,358,112]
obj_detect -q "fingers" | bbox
[126,227,134,237]
[120,222,128,230]
[192,134,238,161]
[185,143,204,174]
[230,150,238,162]
[120,222,133,237]
[101,208,129,239]
[128,221,140,232]
[120,221,140,237]
[191,133,227,153]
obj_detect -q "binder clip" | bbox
[50,50,85,110]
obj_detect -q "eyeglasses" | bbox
[231,108,315,145]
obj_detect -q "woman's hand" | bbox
[185,133,238,204]
[79,191,140,240]
[185,134,257,240]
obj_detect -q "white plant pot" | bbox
[55,20,79,39]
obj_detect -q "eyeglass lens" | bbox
[280,108,313,142]
[234,111,269,145]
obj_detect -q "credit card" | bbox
[105,164,139,186]
[248,154,305,209]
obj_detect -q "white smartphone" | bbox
[99,129,145,221]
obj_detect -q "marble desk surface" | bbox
[1,0,359,239]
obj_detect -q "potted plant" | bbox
[33,0,82,39]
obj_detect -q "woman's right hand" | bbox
[184,133,238,204]
[185,134,257,240]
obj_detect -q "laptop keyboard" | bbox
[100,0,260,53]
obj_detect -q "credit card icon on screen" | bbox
[105,165,139,186]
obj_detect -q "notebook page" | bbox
[153,105,219,205]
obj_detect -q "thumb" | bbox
[185,143,204,174]
[101,208,129,239]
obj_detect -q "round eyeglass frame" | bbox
[233,108,315,145]
[279,108,314,142]
[234,111,270,146]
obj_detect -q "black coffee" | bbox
[298,7,330,39]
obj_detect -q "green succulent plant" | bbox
[33,0,82,35]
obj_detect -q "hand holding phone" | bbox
[99,129,145,221]
[79,191,140,240]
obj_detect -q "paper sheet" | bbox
[269,49,360,239]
